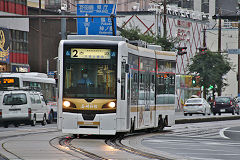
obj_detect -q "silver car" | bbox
[183,98,211,116]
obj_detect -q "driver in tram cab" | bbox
[77,72,93,86]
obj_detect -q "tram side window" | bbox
[121,62,126,100]
[134,73,137,83]
[151,75,155,83]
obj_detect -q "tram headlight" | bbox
[108,102,116,108]
[63,101,76,108]
[102,101,116,109]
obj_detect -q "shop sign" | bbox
[0,28,10,63]
[12,65,29,72]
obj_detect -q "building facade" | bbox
[0,0,29,72]
[28,7,76,73]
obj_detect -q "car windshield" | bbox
[215,97,230,103]
[186,99,202,103]
[3,93,27,105]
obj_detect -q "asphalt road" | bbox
[0,112,240,160]
[142,119,240,160]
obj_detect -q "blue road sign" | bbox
[77,4,116,36]
[228,49,240,54]
[48,71,55,76]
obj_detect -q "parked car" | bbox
[0,90,49,128]
[212,97,240,115]
[183,98,211,116]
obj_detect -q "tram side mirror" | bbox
[125,64,129,73]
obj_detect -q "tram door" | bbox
[139,57,151,127]
[144,65,151,126]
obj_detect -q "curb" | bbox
[175,115,240,124]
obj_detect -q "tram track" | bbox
[56,129,174,160]
[0,127,58,160]
[50,136,108,160]
[105,131,174,160]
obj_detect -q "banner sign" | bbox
[77,4,116,36]
[12,65,29,72]
[0,28,10,63]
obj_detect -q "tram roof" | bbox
[67,35,127,42]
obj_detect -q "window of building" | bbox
[11,30,28,53]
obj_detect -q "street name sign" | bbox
[228,49,240,54]
[77,4,116,36]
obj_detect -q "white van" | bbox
[0,90,49,128]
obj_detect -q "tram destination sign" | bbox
[71,48,111,59]
[76,4,116,36]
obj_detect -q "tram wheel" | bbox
[130,119,135,133]
[157,117,164,131]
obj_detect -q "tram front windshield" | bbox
[63,47,117,99]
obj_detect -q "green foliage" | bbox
[155,36,175,51]
[188,50,232,98]
[120,27,141,40]
[120,27,175,51]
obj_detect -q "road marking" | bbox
[219,127,230,139]
[224,129,240,133]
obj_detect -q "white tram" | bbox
[57,35,176,135]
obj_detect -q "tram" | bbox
[57,35,176,135]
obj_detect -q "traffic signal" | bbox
[209,85,213,89]
[177,47,187,55]
[198,47,207,55]
[192,76,196,87]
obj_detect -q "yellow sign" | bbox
[0,78,14,84]
[71,48,111,59]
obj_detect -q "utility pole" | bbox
[163,0,167,38]
[38,0,42,72]
[238,19,240,95]
[203,28,206,47]
[61,0,66,40]
[217,8,222,96]
[218,8,221,54]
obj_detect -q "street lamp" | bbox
[47,57,58,75]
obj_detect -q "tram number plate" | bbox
[84,122,94,125]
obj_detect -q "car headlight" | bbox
[102,101,116,109]
[63,101,76,108]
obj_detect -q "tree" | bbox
[119,27,175,51]
[187,50,232,99]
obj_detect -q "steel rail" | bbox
[58,136,108,160]
[105,131,174,160]
[0,129,58,160]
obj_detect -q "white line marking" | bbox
[219,127,230,139]
[224,129,240,133]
